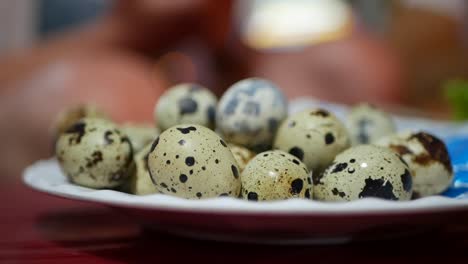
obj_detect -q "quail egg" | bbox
[56,118,133,188]
[124,143,158,195]
[314,145,412,201]
[154,83,217,131]
[52,104,109,139]
[241,150,312,201]
[147,124,241,199]
[273,109,350,173]
[346,103,396,145]
[376,131,453,197]
[216,78,288,151]
[120,123,160,153]
[228,143,256,173]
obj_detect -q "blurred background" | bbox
[0,0,468,178]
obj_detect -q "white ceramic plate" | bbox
[23,159,468,244]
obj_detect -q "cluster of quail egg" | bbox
[54,78,454,202]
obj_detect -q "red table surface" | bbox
[2,178,468,264]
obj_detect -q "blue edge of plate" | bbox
[443,136,468,198]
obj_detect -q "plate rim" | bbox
[23,159,468,216]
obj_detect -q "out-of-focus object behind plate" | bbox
[237,0,353,50]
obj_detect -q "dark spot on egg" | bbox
[325,133,335,145]
[358,178,398,200]
[389,144,413,155]
[85,150,103,168]
[263,154,269,157]
[220,140,227,147]
[290,179,304,195]
[231,165,239,179]
[410,132,452,173]
[306,134,311,139]
[289,147,304,161]
[215,159,219,164]
[401,169,412,192]
[150,137,160,152]
[160,183,168,188]
[243,101,261,116]
[292,159,300,165]
[175,155,179,159]
[196,192,202,198]
[247,192,258,201]
[104,130,114,145]
[332,188,346,198]
[178,139,186,146]
[178,97,198,115]
[189,169,194,175]
[311,109,330,117]
[350,159,356,163]
[65,121,86,145]
[170,187,177,193]
[166,160,171,165]
[185,156,195,166]
[177,126,197,134]
[305,189,311,199]
[179,174,188,183]
[224,97,239,115]
[219,193,229,197]
[348,168,355,174]
[202,166,206,171]
[331,163,348,173]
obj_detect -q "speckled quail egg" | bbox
[273,109,350,174]
[52,104,109,139]
[376,131,453,197]
[314,145,412,201]
[56,118,133,188]
[228,143,256,173]
[241,150,312,201]
[346,103,396,145]
[120,123,160,153]
[124,143,158,195]
[147,124,241,199]
[154,83,217,131]
[216,78,288,151]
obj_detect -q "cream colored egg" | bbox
[314,145,412,201]
[216,78,288,152]
[147,124,241,199]
[376,131,453,197]
[274,108,350,174]
[346,103,396,145]
[241,150,312,201]
[154,83,217,131]
[56,118,133,189]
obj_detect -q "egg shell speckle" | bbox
[154,83,217,131]
[376,131,453,197]
[346,103,396,145]
[56,118,133,189]
[274,108,350,174]
[147,124,241,199]
[216,78,288,151]
[241,150,312,201]
[314,145,412,201]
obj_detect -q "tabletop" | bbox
[2,178,468,264]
